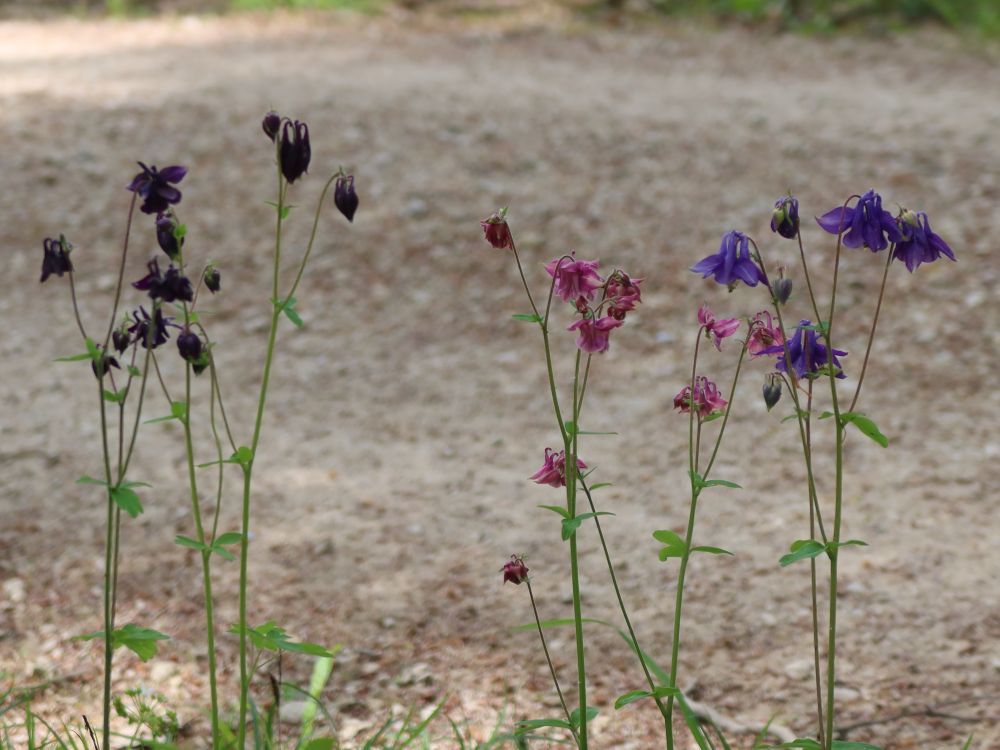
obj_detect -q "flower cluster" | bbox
[530,448,586,488]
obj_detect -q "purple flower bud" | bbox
[40,236,73,283]
[480,211,512,250]
[262,110,281,142]
[156,214,183,261]
[770,195,799,239]
[773,277,793,305]
[763,375,782,411]
[177,330,202,362]
[501,555,529,585]
[127,162,186,216]
[91,346,120,380]
[112,328,131,354]
[334,174,359,222]
[279,119,311,184]
[204,267,221,294]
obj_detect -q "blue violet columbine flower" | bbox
[892,209,956,273]
[816,189,902,251]
[127,163,187,215]
[762,319,848,380]
[691,230,764,288]
[770,195,799,239]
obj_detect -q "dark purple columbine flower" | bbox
[334,174,359,222]
[762,319,848,380]
[132,258,194,303]
[128,306,172,350]
[204,267,221,294]
[691,230,764,288]
[480,211,512,250]
[770,195,800,239]
[40,236,73,283]
[127,162,187,215]
[262,110,281,142]
[177,329,202,362]
[91,345,120,380]
[815,189,903,252]
[279,119,311,184]
[112,328,131,354]
[502,555,529,585]
[156,214,183,261]
[892,210,956,273]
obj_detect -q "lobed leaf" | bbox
[779,539,826,567]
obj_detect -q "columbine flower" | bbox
[545,252,604,303]
[747,310,784,356]
[262,110,281,142]
[892,209,956,272]
[91,345,120,380]
[176,329,202,362]
[334,174,359,222]
[690,230,764,288]
[568,315,623,354]
[606,270,643,320]
[112,327,131,354]
[501,555,529,585]
[697,304,740,351]
[127,163,186,215]
[279,119,311,184]
[530,447,586,488]
[128,306,172,350]
[762,320,847,379]
[773,277,793,305]
[132,259,193,303]
[816,189,903,251]
[770,195,799,239]
[40,236,73,283]
[156,214,183,261]
[673,376,727,418]
[480,210,512,249]
[204,267,221,294]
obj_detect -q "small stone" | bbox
[1,578,25,607]
[279,701,308,722]
[784,658,813,681]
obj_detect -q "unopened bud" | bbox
[773,277,793,305]
[763,375,782,411]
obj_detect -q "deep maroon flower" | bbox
[91,345,120,380]
[697,304,740,351]
[892,210,956,272]
[279,119,311,184]
[747,310,784,356]
[816,189,903,252]
[127,162,186,215]
[480,211,512,249]
[262,110,281,142]
[530,447,586,488]
[691,230,764,288]
[204,267,221,294]
[770,195,799,239]
[132,259,193,303]
[606,270,643,319]
[40,236,73,283]
[112,328,131,354]
[502,555,529,585]
[177,329,202,362]
[156,214,183,261]
[673,376,727,418]
[128,306,172,350]
[545,252,604,303]
[762,320,847,380]
[568,315,623,354]
[762,374,782,411]
[334,174,359,222]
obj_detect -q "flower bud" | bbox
[480,210,512,250]
[770,195,799,239]
[501,555,529,585]
[334,174,359,223]
[91,346,120,380]
[763,375,782,411]
[112,328,131,354]
[204,267,221,294]
[156,214,183,261]
[177,330,202,362]
[773,277,793,305]
[262,110,281,142]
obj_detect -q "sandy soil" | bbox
[1,8,999,748]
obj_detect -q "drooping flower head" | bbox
[501,555,529,585]
[530,447,586,488]
[334,173,359,222]
[816,189,903,252]
[747,310,784,356]
[177,329,202,362]
[606,270,643,320]
[91,345,120,380]
[156,213,183,261]
[691,230,764,288]
[762,320,847,380]
[40,236,73,283]
[568,315,623,354]
[673,376,728,418]
[128,306,172,350]
[771,195,799,239]
[892,209,956,273]
[762,373,782,411]
[480,210,512,250]
[262,110,282,142]
[112,327,131,355]
[132,258,194,303]
[127,163,186,215]
[697,304,740,351]
[545,252,604,304]
[279,119,311,184]
[204,266,221,294]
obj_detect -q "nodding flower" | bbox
[691,230,764,288]
[530,447,586,488]
[673,376,728,418]
[127,163,186,215]
[40,236,73,283]
[747,311,784,357]
[501,555,529,585]
[761,320,847,380]
[567,315,623,354]
[815,189,902,252]
[545,252,604,304]
[128,306,172,350]
[770,195,799,239]
[892,209,955,272]
[697,304,740,351]
[334,174,359,223]
[279,119,311,184]
[480,210,512,249]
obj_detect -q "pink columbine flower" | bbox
[545,252,604,303]
[568,315,623,354]
[747,311,784,356]
[697,304,740,351]
[530,447,587,488]
[502,555,529,585]
[673,376,728,418]
[606,270,644,320]
[481,211,512,249]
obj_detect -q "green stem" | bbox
[847,250,893,414]
[98,381,115,750]
[806,383,825,744]
[284,175,338,305]
[526,580,577,742]
[567,350,587,748]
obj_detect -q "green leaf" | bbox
[229,621,335,657]
[84,337,101,361]
[112,623,170,662]
[511,313,541,323]
[818,411,834,420]
[587,482,613,491]
[214,532,244,546]
[688,471,704,490]
[781,408,811,423]
[577,429,618,436]
[283,304,304,328]
[569,706,598,729]
[110,486,143,518]
[691,545,733,556]
[614,686,679,709]
[800,320,829,334]
[55,352,94,362]
[172,222,187,241]
[210,545,237,562]
[829,539,868,551]
[76,475,108,487]
[538,504,569,519]
[831,743,884,750]
[676,692,712,750]
[702,411,724,423]
[701,478,742,489]
[174,535,208,552]
[234,445,254,465]
[121,480,152,489]
[653,529,687,560]
[563,420,577,437]
[776,741,823,750]
[103,388,128,404]
[145,400,188,424]
[514,718,572,734]
[840,412,888,448]
[779,539,826,567]
[510,616,608,633]
[302,740,336,750]
[960,735,974,750]
[126,365,141,377]
[561,512,614,540]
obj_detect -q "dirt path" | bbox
[1,11,998,748]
